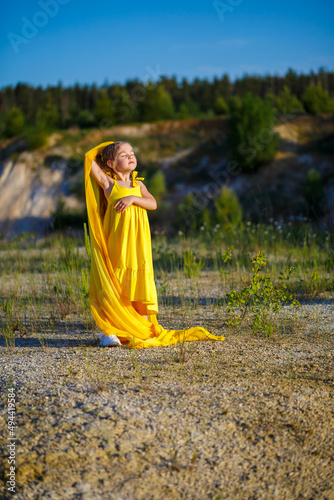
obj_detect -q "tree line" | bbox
[1,67,334,141]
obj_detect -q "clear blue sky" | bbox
[1,0,333,88]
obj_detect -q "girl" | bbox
[84,140,224,348]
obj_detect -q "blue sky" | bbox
[1,0,333,88]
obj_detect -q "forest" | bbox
[1,67,334,142]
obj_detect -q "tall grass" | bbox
[0,222,333,349]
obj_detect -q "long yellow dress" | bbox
[102,171,159,315]
[84,141,224,348]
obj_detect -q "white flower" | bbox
[200,226,205,230]
[178,230,183,236]
[247,221,251,226]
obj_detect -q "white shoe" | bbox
[98,333,122,347]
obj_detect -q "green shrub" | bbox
[302,83,331,114]
[226,250,300,337]
[94,90,115,125]
[77,109,96,128]
[214,96,229,115]
[176,192,200,233]
[35,95,60,128]
[212,185,243,228]
[139,83,176,122]
[229,92,280,172]
[52,199,87,229]
[25,128,48,150]
[228,96,242,113]
[275,85,304,114]
[5,107,25,137]
[303,169,324,218]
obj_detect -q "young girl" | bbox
[84,140,224,348]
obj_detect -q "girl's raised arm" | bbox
[91,159,112,193]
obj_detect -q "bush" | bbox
[275,85,304,114]
[94,90,115,125]
[77,109,96,128]
[35,96,60,129]
[176,192,202,233]
[214,96,229,115]
[5,107,25,137]
[177,98,202,119]
[229,92,280,172]
[303,169,324,218]
[52,199,87,229]
[212,185,243,228]
[226,250,300,337]
[228,96,242,113]
[139,83,176,122]
[25,128,48,150]
[302,83,331,114]
[176,185,242,234]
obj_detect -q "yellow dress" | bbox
[84,141,224,348]
[102,172,158,315]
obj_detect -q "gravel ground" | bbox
[0,301,333,500]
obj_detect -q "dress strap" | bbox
[132,170,145,187]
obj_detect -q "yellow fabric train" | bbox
[84,141,225,348]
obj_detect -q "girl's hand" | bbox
[113,196,134,213]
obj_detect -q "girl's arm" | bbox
[90,159,112,193]
[113,181,157,212]
[134,181,157,210]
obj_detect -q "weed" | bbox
[225,250,301,336]
[182,249,204,278]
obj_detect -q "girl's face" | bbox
[109,143,137,172]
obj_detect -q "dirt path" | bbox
[0,303,333,500]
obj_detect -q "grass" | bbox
[0,221,332,351]
[1,223,332,499]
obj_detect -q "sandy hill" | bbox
[0,115,333,239]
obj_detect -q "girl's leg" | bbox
[131,300,149,320]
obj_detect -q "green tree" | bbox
[5,107,25,137]
[177,97,201,119]
[35,95,59,129]
[302,82,330,114]
[229,92,280,172]
[139,84,175,122]
[214,96,229,115]
[228,96,242,113]
[113,87,139,124]
[94,90,115,126]
[77,110,96,128]
[275,85,304,114]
